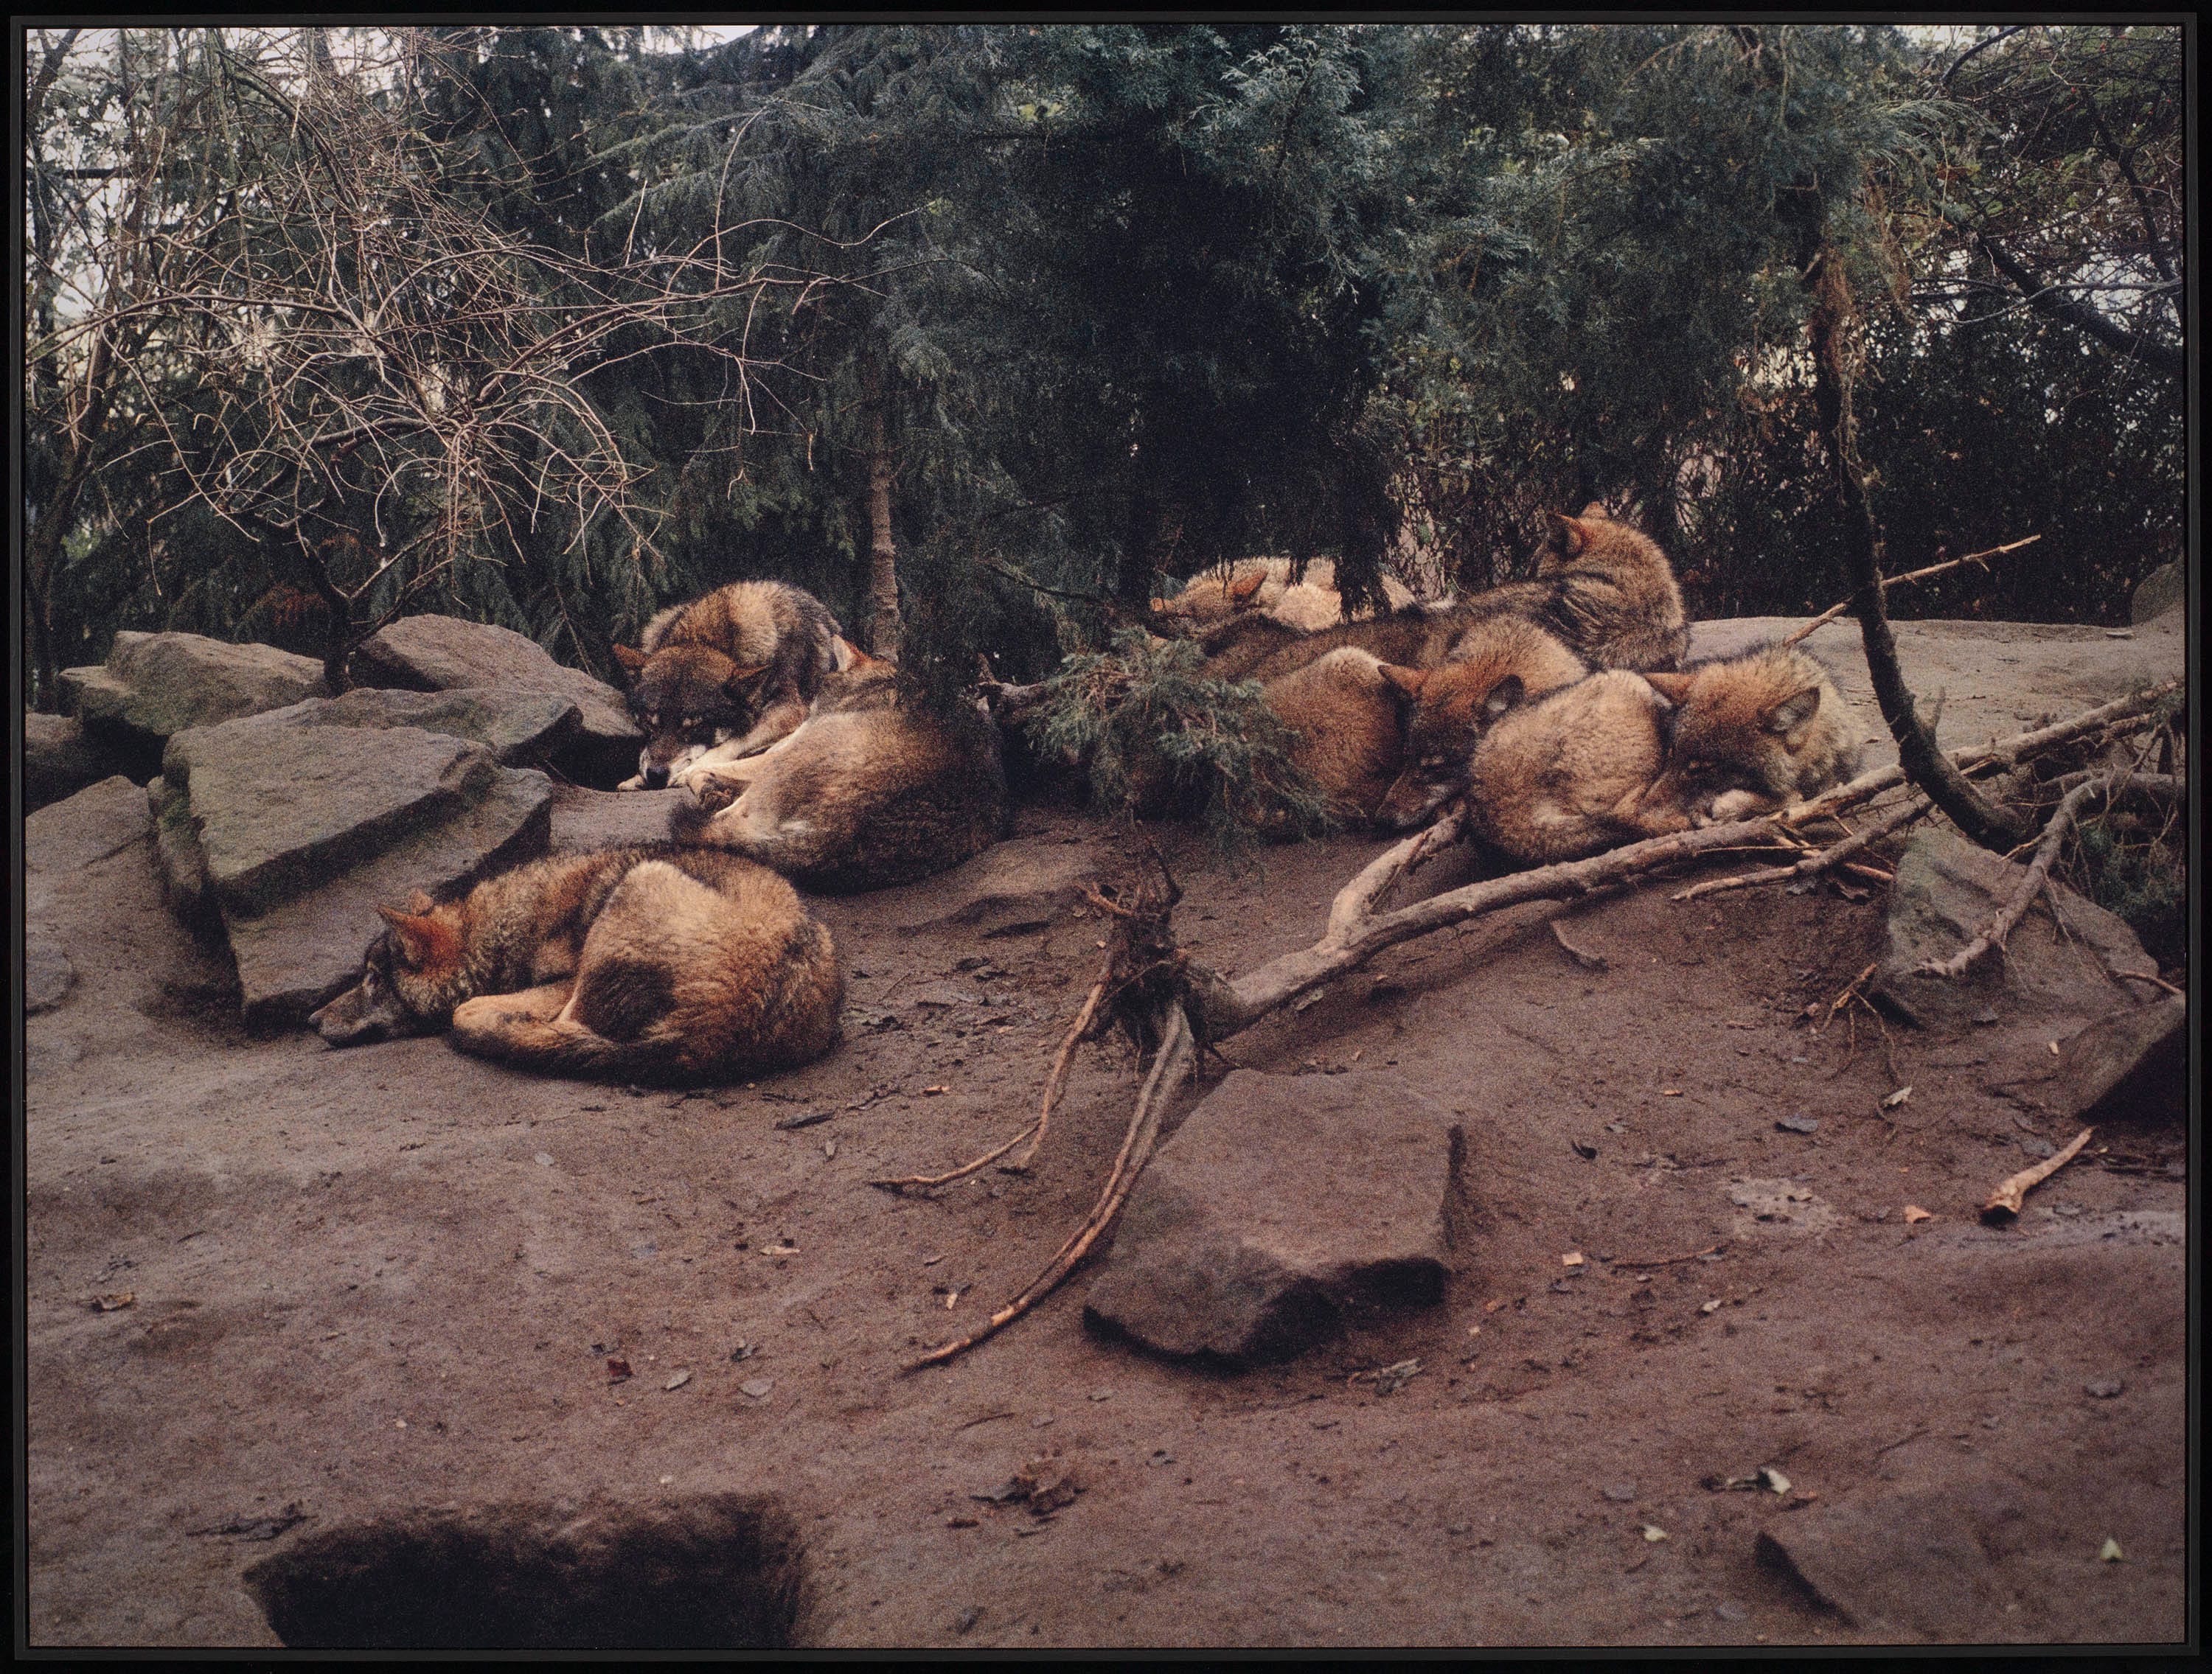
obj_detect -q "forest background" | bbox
[19,21,2185,711]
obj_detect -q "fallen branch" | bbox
[1673,792,1932,902]
[902,1001,1194,1373]
[1780,536,2040,647]
[1608,1241,1727,1269]
[1820,962,1881,1032]
[1981,1127,2093,1222]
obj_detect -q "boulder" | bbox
[1756,1479,2034,1638]
[150,708,554,1022]
[255,686,582,767]
[1992,994,2185,1128]
[1083,1070,1467,1364]
[26,774,155,878]
[2129,560,2183,624]
[25,929,74,1015]
[58,632,327,769]
[894,836,1102,938]
[348,614,640,786]
[1871,829,2154,1029]
[23,713,131,811]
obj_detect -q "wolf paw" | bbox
[675,765,744,815]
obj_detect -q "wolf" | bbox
[611,580,847,789]
[1221,595,1491,687]
[670,659,1006,892]
[1256,646,1416,828]
[1640,643,1867,825]
[308,845,845,1084]
[1371,614,1592,831]
[1155,557,1416,635]
[1464,669,1691,864]
[1464,503,1690,674]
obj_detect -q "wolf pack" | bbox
[313,504,1868,1087]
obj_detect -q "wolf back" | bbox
[613,580,846,787]
[1461,503,1690,674]
[671,662,1006,893]
[309,844,844,1084]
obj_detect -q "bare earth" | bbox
[21,613,2187,1649]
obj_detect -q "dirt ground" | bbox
[19,615,2190,1650]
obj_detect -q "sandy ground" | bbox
[20,612,2188,1650]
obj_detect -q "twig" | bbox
[1871,1426,1930,1459]
[1608,1242,1727,1269]
[1820,963,1880,1032]
[1551,920,1610,972]
[1672,793,1930,901]
[1780,536,2039,646]
[1010,976,1110,1172]
[902,1002,1194,1373]
[1918,775,2110,977]
[1980,1127,2093,1222]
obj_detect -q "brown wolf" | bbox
[1372,615,1590,831]
[1641,644,1866,824]
[1155,557,1416,635]
[1256,646,1414,827]
[670,661,1005,892]
[308,845,844,1084]
[1464,503,1689,673]
[1222,596,1490,686]
[1464,669,1690,863]
[611,580,846,789]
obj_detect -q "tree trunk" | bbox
[1800,231,2025,851]
[1117,487,1158,615]
[863,369,902,663]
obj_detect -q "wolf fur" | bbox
[1155,557,1416,635]
[1641,643,1866,824]
[1463,503,1690,674]
[1256,646,1413,827]
[611,580,846,788]
[1216,595,1494,687]
[1372,615,1591,831]
[1464,669,1690,863]
[670,660,1005,892]
[307,845,844,1084]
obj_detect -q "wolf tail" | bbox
[448,997,689,1084]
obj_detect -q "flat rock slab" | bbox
[59,632,327,767]
[23,713,131,812]
[25,774,156,878]
[349,615,639,787]
[548,784,693,854]
[242,1493,801,1649]
[1871,829,2153,1030]
[893,836,1101,937]
[1756,1479,2037,1638]
[25,929,75,1015]
[225,770,553,1025]
[1084,1069,1467,1364]
[266,686,582,767]
[160,718,503,920]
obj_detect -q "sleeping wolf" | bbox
[612,580,846,789]
[1372,615,1591,831]
[1258,646,1413,827]
[309,845,845,1084]
[1641,643,1866,824]
[671,660,1005,892]
[1464,669,1690,863]
[1155,557,1416,635]
[1464,503,1690,674]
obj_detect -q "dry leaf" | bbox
[1882,1086,1913,1109]
[606,1358,633,1382]
[1641,1524,1669,1542]
[93,1292,136,1312]
[1903,1205,1933,1224]
[2099,1537,2124,1563]
[1561,1252,1585,1267]
[923,1086,950,1096]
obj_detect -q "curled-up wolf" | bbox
[669,655,1005,893]
[310,845,845,1084]
[1463,503,1691,674]
[612,580,848,789]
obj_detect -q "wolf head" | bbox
[611,642,774,789]
[1641,644,1865,820]
[1372,618,1589,831]
[310,890,470,1046]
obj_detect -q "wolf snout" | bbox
[641,765,671,790]
[310,987,392,1047]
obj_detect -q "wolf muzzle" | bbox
[310,978,416,1047]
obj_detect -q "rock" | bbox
[1082,1070,1467,1364]
[59,632,327,769]
[549,784,695,854]
[23,713,131,811]
[894,837,1101,937]
[349,615,640,787]
[1756,1480,2032,1638]
[2129,561,2183,624]
[150,708,553,1022]
[241,1494,802,1649]
[25,775,154,876]
[25,929,75,1015]
[265,686,582,767]
[1871,829,2154,1029]
[1994,994,2185,1128]
[224,769,553,1024]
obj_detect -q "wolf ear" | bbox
[1578,501,1609,520]
[1228,569,1267,604]
[1643,670,1694,703]
[1377,663,1427,700]
[723,662,771,699]
[406,889,434,914]
[375,905,446,969]
[1544,510,1587,558]
[611,643,648,677]
[1149,596,1169,613]
[1483,674,1526,719]
[1764,683,1821,739]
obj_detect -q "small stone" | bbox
[1715,1601,1747,1623]
[1775,1113,1820,1134]
[740,1378,773,1401]
[2084,1379,2124,1400]
[1602,1483,1637,1503]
